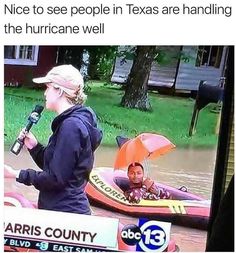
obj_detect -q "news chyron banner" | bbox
[4,206,119,252]
[4,206,172,252]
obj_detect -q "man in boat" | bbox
[124,162,170,204]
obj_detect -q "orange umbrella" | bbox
[114,133,175,169]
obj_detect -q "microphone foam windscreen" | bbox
[34,105,44,114]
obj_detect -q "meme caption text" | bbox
[3,3,233,35]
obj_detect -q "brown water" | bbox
[4,146,217,252]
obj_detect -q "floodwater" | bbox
[4,146,217,252]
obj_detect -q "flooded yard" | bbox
[4,145,217,251]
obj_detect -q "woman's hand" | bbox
[4,164,20,178]
[18,128,38,150]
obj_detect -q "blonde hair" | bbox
[64,88,87,105]
[53,84,87,105]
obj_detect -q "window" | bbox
[4,46,39,66]
[195,46,223,68]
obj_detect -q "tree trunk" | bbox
[121,46,156,111]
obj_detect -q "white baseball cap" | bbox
[33,64,84,95]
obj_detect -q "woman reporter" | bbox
[5,65,102,215]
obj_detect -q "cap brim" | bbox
[32,77,50,84]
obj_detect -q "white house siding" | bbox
[175,46,228,91]
[111,46,228,91]
[111,46,179,88]
[111,57,133,83]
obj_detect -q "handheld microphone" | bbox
[11,105,44,155]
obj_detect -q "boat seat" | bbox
[113,176,130,192]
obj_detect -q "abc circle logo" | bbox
[121,221,169,252]
[121,224,142,245]
[30,112,40,123]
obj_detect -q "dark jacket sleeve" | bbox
[28,143,46,170]
[17,120,81,191]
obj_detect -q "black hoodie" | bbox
[17,105,103,214]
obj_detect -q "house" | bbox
[111,46,229,91]
[4,46,58,86]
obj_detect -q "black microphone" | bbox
[11,105,44,155]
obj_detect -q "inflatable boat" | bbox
[85,167,210,230]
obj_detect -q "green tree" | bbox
[119,46,191,111]
[57,46,117,82]
[120,46,157,111]
[85,46,117,81]
[57,46,83,69]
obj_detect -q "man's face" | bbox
[127,165,144,184]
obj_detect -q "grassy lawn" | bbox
[4,82,219,148]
